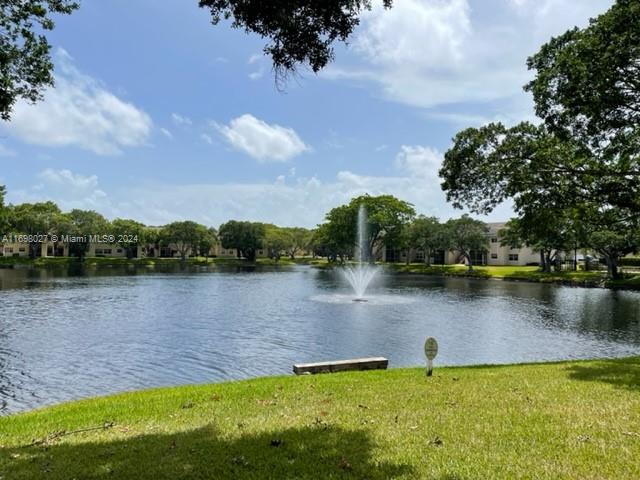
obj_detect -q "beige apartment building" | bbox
[382,222,541,267]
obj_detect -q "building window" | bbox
[491,237,498,243]
[415,251,425,261]
[19,247,26,252]
[117,249,123,253]
[491,253,498,259]
[5,247,13,253]
[508,254,519,262]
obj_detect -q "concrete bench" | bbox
[293,357,388,375]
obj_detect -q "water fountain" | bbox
[342,204,380,301]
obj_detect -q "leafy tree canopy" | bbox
[443,215,488,271]
[525,0,640,151]
[199,0,392,83]
[0,0,78,120]
[440,0,640,218]
[218,220,265,261]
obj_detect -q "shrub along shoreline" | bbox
[1,357,639,479]
[1,256,640,290]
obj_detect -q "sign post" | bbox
[424,337,438,377]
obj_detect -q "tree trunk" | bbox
[539,251,546,272]
[606,255,620,279]
[543,251,553,273]
[425,249,431,267]
[465,253,473,272]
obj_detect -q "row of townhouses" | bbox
[380,222,540,266]
[0,222,541,266]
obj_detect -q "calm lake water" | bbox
[1,265,639,414]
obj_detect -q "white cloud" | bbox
[214,114,309,163]
[10,169,108,211]
[171,113,192,126]
[326,0,613,121]
[201,133,214,145]
[8,145,514,227]
[3,49,152,155]
[247,53,266,80]
[395,145,443,179]
[160,128,173,140]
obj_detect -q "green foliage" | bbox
[581,207,640,279]
[319,195,415,262]
[218,220,266,262]
[111,219,147,258]
[199,0,392,83]
[400,215,444,266]
[161,221,212,261]
[263,226,290,262]
[443,215,488,271]
[499,211,579,273]
[0,1,79,120]
[525,0,640,153]
[440,1,640,278]
[62,209,109,259]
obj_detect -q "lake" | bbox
[1,265,639,414]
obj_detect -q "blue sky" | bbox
[0,0,613,227]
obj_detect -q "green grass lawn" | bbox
[2,358,639,479]
[385,263,640,288]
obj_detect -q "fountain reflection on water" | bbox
[342,205,380,301]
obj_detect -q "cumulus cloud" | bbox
[395,145,443,179]
[214,114,309,163]
[3,49,152,155]
[325,0,612,121]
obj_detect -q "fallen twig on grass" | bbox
[25,422,116,447]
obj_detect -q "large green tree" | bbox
[401,215,443,266]
[314,206,353,263]
[63,209,109,259]
[443,215,488,272]
[162,221,209,261]
[111,218,147,259]
[199,0,392,83]
[9,201,63,257]
[0,1,79,120]
[283,227,311,259]
[525,0,640,155]
[579,207,640,279]
[264,226,290,263]
[440,0,640,215]
[218,220,265,262]
[499,212,576,273]
[321,195,415,262]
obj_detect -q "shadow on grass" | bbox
[1,425,416,480]
[565,357,640,391]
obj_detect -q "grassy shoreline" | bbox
[2,256,639,290]
[1,357,639,479]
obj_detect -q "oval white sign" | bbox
[424,337,438,360]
